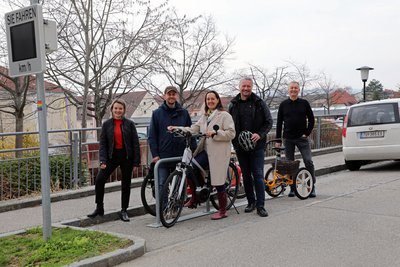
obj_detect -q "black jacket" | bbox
[276,97,314,140]
[229,93,273,151]
[99,117,141,166]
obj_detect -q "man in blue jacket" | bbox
[148,86,193,195]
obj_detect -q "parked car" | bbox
[342,98,400,171]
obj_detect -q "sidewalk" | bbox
[0,148,346,234]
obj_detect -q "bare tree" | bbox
[286,60,319,97]
[227,65,289,108]
[44,0,171,139]
[147,13,234,108]
[0,68,35,157]
[317,72,338,114]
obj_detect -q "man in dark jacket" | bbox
[275,81,316,197]
[229,78,273,217]
[148,86,193,194]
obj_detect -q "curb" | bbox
[0,178,143,213]
[54,224,146,267]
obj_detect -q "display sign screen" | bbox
[10,21,37,62]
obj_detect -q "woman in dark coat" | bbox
[87,99,140,222]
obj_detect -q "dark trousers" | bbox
[284,137,316,183]
[236,148,265,207]
[95,149,134,210]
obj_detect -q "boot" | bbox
[87,203,104,218]
[309,186,316,198]
[211,192,228,220]
[184,179,197,209]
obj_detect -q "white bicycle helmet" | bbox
[238,131,256,151]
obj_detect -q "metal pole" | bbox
[147,157,181,228]
[36,72,52,240]
[363,80,366,102]
[72,133,79,188]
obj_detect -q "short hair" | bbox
[288,81,300,87]
[240,77,253,86]
[204,90,224,113]
[110,98,126,113]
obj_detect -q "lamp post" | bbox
[356,66,374,101]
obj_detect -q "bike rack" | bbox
[147,157,216,228]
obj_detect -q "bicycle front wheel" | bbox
[264,167,284,197]
[159,170,186,228]
[210,162,238,210]
[294,167,313,200]
[140,174,156,216]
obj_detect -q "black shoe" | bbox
[87,208,104,218]
[288,190,295,197]
[256,207,268,217]
[309,187,316,198]
[244,203,256,213]
[118,210,130,222]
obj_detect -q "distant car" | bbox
[342,98,400,171]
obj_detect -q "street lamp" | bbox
[356,66,374,101]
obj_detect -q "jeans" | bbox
[284,137,316,183]
[157,160,177,193]
[236,148,265,207]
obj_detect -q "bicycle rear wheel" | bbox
[264,167,284,197]
[293,167,313,200]
[140,174,156,216]
[159,170,186,228]
[210,162,238,210]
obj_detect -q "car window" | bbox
[347,103,398,127]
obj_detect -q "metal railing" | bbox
[0,114,344,201]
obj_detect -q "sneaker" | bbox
[256,207,268,217]
[288,190,295,197]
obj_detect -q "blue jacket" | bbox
[148,101,193,159]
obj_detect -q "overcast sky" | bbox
[169,0,400,91]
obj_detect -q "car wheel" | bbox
[345,160,362,171]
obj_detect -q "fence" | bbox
[0,114,344,201]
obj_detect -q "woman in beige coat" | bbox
[168,90,235,220]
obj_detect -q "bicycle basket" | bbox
[274,159,300,175]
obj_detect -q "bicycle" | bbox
[230,154,245,199]
[140,162,157,216]
[159,126,239,228]
[264,139,314,200]
[141,142,240,218]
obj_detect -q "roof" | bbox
[0,65,63,93]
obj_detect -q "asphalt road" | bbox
[89,160,400,267]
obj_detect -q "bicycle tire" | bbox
[264,167,284,197]
[140,174,156,216]
[234,163,246,199]
[293,167,313,200]
[159,170,186,228]
[210,162,238,210]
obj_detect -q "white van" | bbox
[342,98,400,170]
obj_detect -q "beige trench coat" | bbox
[185,110,235,186]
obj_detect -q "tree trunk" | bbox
[15,113,24,158]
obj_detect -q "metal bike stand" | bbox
[147,157,181,228]
[147,157,219,227]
